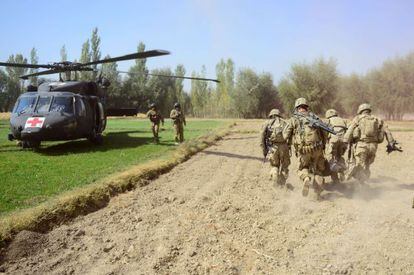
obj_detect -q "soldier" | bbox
[170,102,186,143]
[325,109,348,184]
[344,103,401,183]
[260,109,291,188]
[283,98,328,199]
[146,103,164,143]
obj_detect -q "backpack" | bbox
[270,119,286,143]
[296,117,321,145]
[328,116,347,142]
[358,115,381,142]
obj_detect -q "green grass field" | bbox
[0,118,227,214]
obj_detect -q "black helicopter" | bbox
[0,50,219,148]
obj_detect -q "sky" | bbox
[1,0,414,85]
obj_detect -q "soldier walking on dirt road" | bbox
[170,102,186,144]
[260,109,291,188]
[324,109,348,184]
[283,98,328,199]
[344,103,402,183]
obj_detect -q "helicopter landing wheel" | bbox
[22,140,41,149]
[88,132,103,145]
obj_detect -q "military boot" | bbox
[302,177,311,197]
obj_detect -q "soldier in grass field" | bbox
[170,102,186,144]
[146,103,164,143]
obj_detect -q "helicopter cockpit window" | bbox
[35,96,52,113]
[75,98,86,117]
[13,96,36,114]
[50,96,74,114]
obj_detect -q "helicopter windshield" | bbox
[35,96,52,114]
[14,96,37,114]
[50,96,74,114]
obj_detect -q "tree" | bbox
[278,58,339,114]
[233,68,260,118]
[3,54,28,111]
[60,45,68,61]
[101,55,122,108]
[123,42,149,111]
[174,64,186,107]
[79,39,91,80]
[90,27,101,79]
[29,48,39,85]
[337,73,369,116]
[146,68,175,116]
[190,66,209,117]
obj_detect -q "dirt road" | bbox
[2,121,414,274]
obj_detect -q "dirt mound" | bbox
[1,121,413,274]
[5,231,47,260]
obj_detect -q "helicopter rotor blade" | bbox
[0,62,54,69]
[20,67,94,79]
[118,70,220,83]
[79,50,170,67]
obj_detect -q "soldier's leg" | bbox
[354,143,369,183]
[180,124,184,142]
[154,123,160,143]
[364,143,378,181]
[313,149,327,198]
[268,149,280,187]
[338,142,347,181]
[279,144,291,185]
[298,153,312,196]
[174,124,180,143]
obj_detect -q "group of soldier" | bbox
[260,97,402,200]
[146,102,186,144]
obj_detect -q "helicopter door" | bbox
[74,97,90,136]
[96,102,106,133]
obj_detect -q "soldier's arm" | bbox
[343,117,358,143]
[170,110,177,119]
[259,122,267,149]
[183,114,186,126]
[381,120,395,143]
[282,118,294,141]
[146,110,151,118]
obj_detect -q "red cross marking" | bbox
[25,117,45,128]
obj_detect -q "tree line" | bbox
[1,28,414,119]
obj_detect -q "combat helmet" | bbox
[149,103,156,109]
[294,97,309,109]
[174,102,181,108]
[268,109,281,118]
[325,109,338,119]
[357,103,372,114]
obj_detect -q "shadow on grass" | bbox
[36,130,174,156]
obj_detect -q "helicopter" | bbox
[0,50,219,148]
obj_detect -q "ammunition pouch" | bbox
[297,141,324,154]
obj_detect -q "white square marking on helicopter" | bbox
[25,117,45,128]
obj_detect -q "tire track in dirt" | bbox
[1,121,414,274]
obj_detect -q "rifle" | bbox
[293,111,338,135]
[386,141,403,154]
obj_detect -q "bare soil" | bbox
[1,121,413,274]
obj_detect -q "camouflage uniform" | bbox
[170,103,186,143]
[146,104,164,143]
[344,103,396,183]
[283,98,327,197]
[260,109,291,187]
[325,109,348,183]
